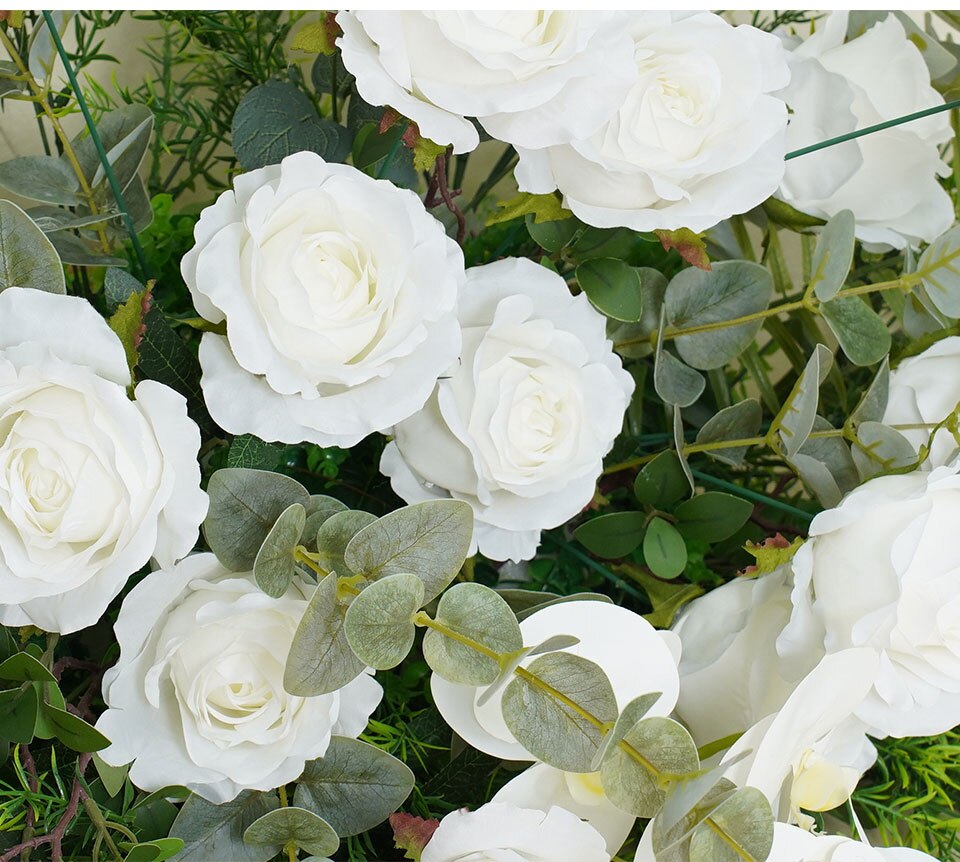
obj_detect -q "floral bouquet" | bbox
[0,9,958,862]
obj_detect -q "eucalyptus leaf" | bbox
[70,104,153,187]
[634,451,690,508]
[303,495,349,545]
[526,214,580,253]
[92,112,154,191]
[46,231,127,268]
[243,807,338,858]
[850,358,890,427]
[315,509,378,576]
[344,573,424,670]
[284,573,365,696]
[694,399,762,467]
[0,156,82,205]
[27,11,72,82]
[674,408,695,495]
[344,500,473,602]
[576,258,643,322]
[93,752,129,798]
[666,261,773,370]
[203,468,309,571]
[656,307,705,407]
[820,295,891,366]
[0,200,66,295]
[674,493,753,543]
[28,206,114,234]
[789,452,843,508]
[501,652,617,772]
[169,791,281,862]
[852,421,919,479]
[795,417,859,500]
[642,518,687,580]
[514,592,613,622]
[916,223,960,319]
[293,737,415,837]
[809,209,855,302]
[253,503,306,598]
[573,512,646,560]
[607,267,668,359]
[652,778,740,862]
[774,344,832,458]
[599,716,699,817]
[591,692,661,770]
[423,583,522,685]
[688,786,774,862]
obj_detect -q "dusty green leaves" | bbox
[655,308,706,407]
[253,503,306,598]
[688,787,774,862]
[774,344,833,458]
[0,200,66,295]
[916,222,960,319]
[820,295,890,366]
[808,209,855,302]
[169,791,280,862]
[243,807,339,859]
[343,573,424,670]
[694,399,762,467]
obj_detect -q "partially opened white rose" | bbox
[882,337,960,467]
[380,257,633,562]
[0,288,206,634]
[673,564,823,747]
[181,151,463,447]
[721,649,878,828]
[422,802,609,862]
[96,554,382,803]
[337,12,638,153]
[778,12,952,247]
[431,600,681,762]
[779,463,960,737]
[515,13,790,232]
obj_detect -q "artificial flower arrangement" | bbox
[0,8,958,862]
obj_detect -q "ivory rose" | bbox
[337,12,638,153]
[96,554,382,803]
[181,151,463,447]
[380,257,633,562]
[514,12,791,232]
[0,288,205,634]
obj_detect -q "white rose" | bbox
[380,257,633,562]
[181,151,463,447]
[672,564,822,747]
[515,13,790,232]
[337,12,639,153]
[779,463,960,737]
[431,600,681,762]
[422,802,609,862]
[778,12,953,248]
[721,650,878,828]
[96,553,382,803]
[882,336,960,468]
[0,288,206,634]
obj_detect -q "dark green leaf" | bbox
[576,258,642,322]
[227,435,282,471]
[42,704,110,752]
[169,791,280,862]
[674,493,753,543]
[573,512,646,560]
[642,517,687,579]
[634,451,690,508]
[0,155,82,205]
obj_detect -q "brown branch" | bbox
[435,154,465,244]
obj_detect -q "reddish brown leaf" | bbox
[390,812,441,862]
[656,228,712,271]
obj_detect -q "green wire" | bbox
[541,533,646,601]
[692,470,815,523]
[42,10,150,280]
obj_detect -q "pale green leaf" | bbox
[774,344,832,458]
[0,155,82,205]
[169,791,280,862]
[253,503,306,598]
[591,692,661,770]
[656,306,706,407]
[243,807,339,858]
[643,518,687,580]
[344,573,424,670]
[916,222,960,319]
[820,295,891,366]
[0,200,65,294]
[694,399,762,467]
[315,510,377,576]
[809,209,854,302]
[689,786,774,862]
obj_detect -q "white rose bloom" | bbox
[494,763,634,857]
[673,564,823,747]
[515,13,790,232]
[636,821,936,862]
[0,288,205,635]
[882,337,960,468]
[380,257,633,562]
[96,554,382,803]
[336,12,639,153]
[181,151,463,448]
[721,650,878,828]
[779,463,960,737]
[431,600,681,762]
[778,12,953,248]
[422,802,609,862]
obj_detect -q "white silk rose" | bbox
[778,12,953,247]
[96,553,382,803]
[380,257,633,562]
[515,13,790,232]
[780,462,960,737]
[0,288,205,635]
[882,337,960,467]
[181,151,463,447]
[336,12,638,153]
[421,802,609,862]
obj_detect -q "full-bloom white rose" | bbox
[673,564,822,747]
[181,151,463,447]
[515,13,791,232]
[431,600,681,762]
[721,649,878,828]
[778,12,953,248]
[422,802,609,862]
[779,463,960,737]
[380,257,633,562]
[0,288,205,634]
[96,554,382,803]
[882,336,960,467]
[337,12,638,153]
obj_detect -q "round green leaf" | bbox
[576,257,643,322]
[526,213,580,252]
[243,807,339,858]
[820,295,891,367]
[573,512,646,560]
[303,495,349,547]
[694,399,762,467]
[501,652,617,773]
[0,155,82,205]
[170,791,280,862]
[809,209,855,302]
[423,583,522,685]
[600,716,699,817]
[344,573,424,670]
[689,787,774,862]
[634,451,690,508]
[0,200,66,295]
[642,518,687,579]
[253,503,306,598]
[674,493,753,543]
[315,509,377,576]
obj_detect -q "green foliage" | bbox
[169,791,280,862]
[0,200,66,294]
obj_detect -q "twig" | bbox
[434,154,465,244]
